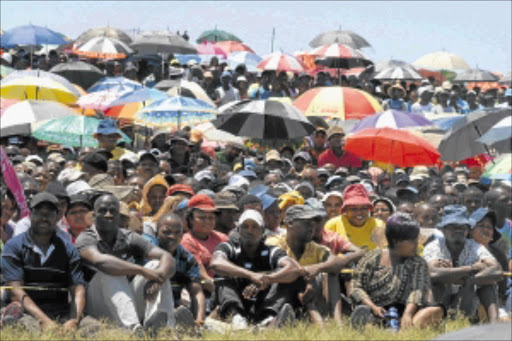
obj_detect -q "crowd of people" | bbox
[0,49,511,336]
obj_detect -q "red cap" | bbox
[459,154,491,169]
[341,184,373,212]
[201,146,216,160]
[167,184,195,197]
[188,194,216,212]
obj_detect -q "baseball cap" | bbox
[327,126,345,140]
[237,209,264,228]
[285,204,324,221]
[30,192,59,210]
[82,152,108,172]
[95,119,121,136]
[188,194,216,212]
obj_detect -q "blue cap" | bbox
[259,194,277,211]
[243,158,256,170]
[239,169,257,179]
[96,119,121,135]
[436,205,472,229]
[221,71,232,79]
[176,199,189,211]
[505,89,512,97]
[248,184,269,197]
[326,175,343,188]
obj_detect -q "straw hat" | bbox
[387,82,406,98]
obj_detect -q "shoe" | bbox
[175,306,195,330]
[0,302,23,327]
[351,305,377,330]
[143,311,167,334]
[231,314,248,330]
[275,303,295,328]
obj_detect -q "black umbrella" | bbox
[309,29,371,49]
[130,31,196,55]
[49,61,104,89]
[374,59,418,73]
[212,99,315,140]
[499,71,511,85]
[453,68,499,82]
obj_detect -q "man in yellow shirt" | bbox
[325,184,387,251]
[93,119,136,161]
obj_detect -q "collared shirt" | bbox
[324,215,387,251]
[181,230,228,277]
[13,217,72,242]
[317,148,363,169]
[422,237,495,266]
[265,235,330,266]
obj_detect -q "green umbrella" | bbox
[482,154,511,181]
[196,28,242,44]
[32,115,132,147]
[1,65,14,78]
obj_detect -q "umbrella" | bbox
[154,79,182,91]
[374,59,416,73]
[412,51,470,71]
[0,76,79,104]
[194,121,246,145]
[1,24,68,46]
[345,127,440,167]
[212,99,315,140]
[73,36,134,59]
[215,41,255,55]
[477,116,512,152]
[350,110,433,133]
[75,27,133,46]
[309,29,371,49]
[167,80,215,107]
[257,52,306,73]
[430,115,465,131]
[482,154,511,181]
[227,51,262,72]
[309,43,372,69]
[2,70,81,97]
[0,98,19,117]
[49,61,105,90]
[196,28,242,44]
[1,65,14,78]
[32,115,132,147]
[135,96,216,129]
[293,86,382,120]
[499,71,511,85]
[108,88,169,107]
[407,127,446,149]
[77,90,128,111]
[372,66,422,81]
[131,31,196,55]
[195,42,227,58]
[88,76,142,93]
[104,102,144,120]
[453,68,500,82]
[438,107,511,161]
[1,100,79,136]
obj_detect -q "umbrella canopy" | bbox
[372,66,422,81]
[413,51,471,71]
[2,70,81,97]
[453,68,500,82]
[1,100,79,136]
[77,90,128,111]
[32,115,132,147]
[257,52,306,73]
[309,43,371,69]
[374,59,415,73]
[212,99,315,140]
[0,76,79,104]
[215,41,255,55]
[136,96,216,128]
[1,65,14,78]
[108,88,169,107]
[1,24,68,46]
[167,80,215,107]
[195,42,227,58]
[309,29,371,49]
[294,86,382,120]
[438,107,511,161]
[75,27,133,46]
[104,102,144,120]
[227,51,262,72]
[88,76,142,93]
[154,79,182,91]
[194,121,246,145]
[196,28,242,44]
[131,31,196,55]
[345,127,440,167]
[49,61,105,90]
[73,36,134,59]
[0,98,19,117]
[407,127,446,149]
[482,154,511,181]
[350,110,433,133]
[477,116,512,152]
[499,71,511,85]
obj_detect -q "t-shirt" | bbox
[319,229,355,255]
[432,105,455,114]
[181,230,228,276]
[411,102,434,116]
[265,235,330,266]
[324,215,387,251]
[215,86,240,106]
[422,237,495,266]
[317,148,363,169]
[111,147,136,161]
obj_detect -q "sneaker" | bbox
[350,305,377,330]
[143,311,167,334]
[0,301,23,327]
[275,303,295,328]
[231,313,248,330]
[175,306,195,330]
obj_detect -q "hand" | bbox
[435,259,453,268]
[40,318,56,331]
[62,318,79,332]
[371,306,387,318]
[471,260,487,274]
[141,267,165,284]
[249,273,270,291]
[302,265,320,281]
[298,282,315,305]
[400,314,413,330]
[242,283,260,301]
[143,281,162,302]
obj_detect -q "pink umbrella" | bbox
[215,41,255,55]
[195,42,227,58]
[257,52,306,73]
[77,90,127,111]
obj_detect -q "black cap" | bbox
[30,192,59,210]
[46,181,69,199]
[139,151,158,165]
[68,193,92,210]
[12,155,25,164]
[169,130,193,145]
[82,152,108,172]
[95,148,114,160]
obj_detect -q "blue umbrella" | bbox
[108,88,169,107]
[88,76,142,93]
[431,116,465,131]
[1,24,68,46]
[350,110,433,133]
[228,51,262,72]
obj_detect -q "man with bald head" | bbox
[429,194,449,217]
[414,203,437,229]
[462,187,484,215]
[76,194,176,333]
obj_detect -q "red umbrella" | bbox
[195,42,227,58]
[344,127,440,167]
[215,41,255,55]
[257,52,306,73]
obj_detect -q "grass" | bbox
[0,316,471,341]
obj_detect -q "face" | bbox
[138,159,158,180]
[290,218,316,244]
[328,134,344,149]
[33,167,49,191]
[415,205,437,228]
[30,203,58,237]
[147,185,167,214]
[96,133,121,151]
[324,196,343,220]
[66,204,91,231]
[216,209,238,232]
[266,160,282,171]
[23,181,39,202]
[293,158,306,173]
[264,202,280,231]
[159,160,171,174]
[264,173,281,187]
[456,173,468,184]
[191,210,216,238]
[469,167,482,181]
[470,216,494,246]
[94,196,120,234]
[171,141,188,157]
[221,76,231,87]
[373,202,391,222]
[463,192,483,215]
[157,217,184,253]
[430,195,448,216]
[393,238,418,257]
[409,91,418,103]
[239,219,264,249]
[313,132,326,149]
[397,202,414,215]
[46,162,60,181]
[442,172,457,186]
[443,224,469,245]
[345,205,370,227]
[491,189,512,220]
[1,196,16,226]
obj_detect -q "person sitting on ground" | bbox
[76,194,176,332]
[140,174,169,237]
[350,213,444,330]
[64,194,93,244]
[423,205,503,323]
[371,197,396,223]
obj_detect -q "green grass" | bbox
[0,317,471,341]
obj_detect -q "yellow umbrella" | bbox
[0,76,78,104]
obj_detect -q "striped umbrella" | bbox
[167,80,215,107]
[2,70,81,98]
[77,90,129,111]
[482,154,511,181]
[104,102,144,120]
[215,41,255,55]
[195,42,227,58]
[350,110,433,133]
[73,36,134,59]
[88,76,142,93]
[75,27,133,46]
[372,66,422,81]
[212,99,315,140]
[309,43,371,69]
[477,116,512,153]
[293,86,382,120]
[257,52,306,73]
[0,76,79,104]
[135,96,216,129]
[453,68,500,82]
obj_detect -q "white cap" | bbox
[66,180,91,196]
[237,209,264,228]
[58,168,86,184]
[26,155,44,165]
[194,170,215,182]
[228,174,250,188]
[120,152,139,164]
[321,191,343,202]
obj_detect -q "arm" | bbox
[63,284,86,331]
[210,251,259,281]
[145,246,176,280]
[427,259,473,284]
[337,243,365,267]
[186,282,206,325]
[303,254,345,279]
[468,258,503,286]
[80,246,148,277]
[401,302,418,329]
[198,263,214,293]
[7,281,55,330]
[264,257,301,284]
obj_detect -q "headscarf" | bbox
[140,174,169,219]
[151,194,186,224]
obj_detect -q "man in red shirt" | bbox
[317,126,363,171]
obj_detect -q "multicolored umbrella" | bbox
[0,98,19,117]
[257,52,306,73]
[195,42,227,58]
[482,154,511,181]
[309,43,371,69]
[32,115,132,147]
[3,70,81,97]
[345,127,440,167]
[215,41,255,55]
[136,96,216,128]
[372,66,422,81]
[0,76,79,104]
[453,68,500,82]
[167,80,215,107]
[196,28,242,44]
[108,88,169,107]
[293,86,382,120]
[73,36,134,59]
[194,121,246,145]
[477,116,512,153]
[75,27,133,46]
[227,51,262,72]
[350,110,433,133]
[309,29,371,49]
[88,76,142,93]
[77,90,128,111]
[49,61,105,90]
[374,59,415,73]
[104,102,144,120]
[413,51,470,71]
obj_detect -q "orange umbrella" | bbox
[104,102,143,120]
[215,41,255,54]
[345,127,440,167]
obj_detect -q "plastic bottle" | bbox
[387,307,400,332]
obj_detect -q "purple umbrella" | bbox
[350,110,433,133]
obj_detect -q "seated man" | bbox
[76,194,176,333]
[423,205,503,323]
[1,193,92,331]
[266,205,349,326]
[210,210,300,329]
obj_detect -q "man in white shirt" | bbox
[215,71,240,107]
[411,86,435,116]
